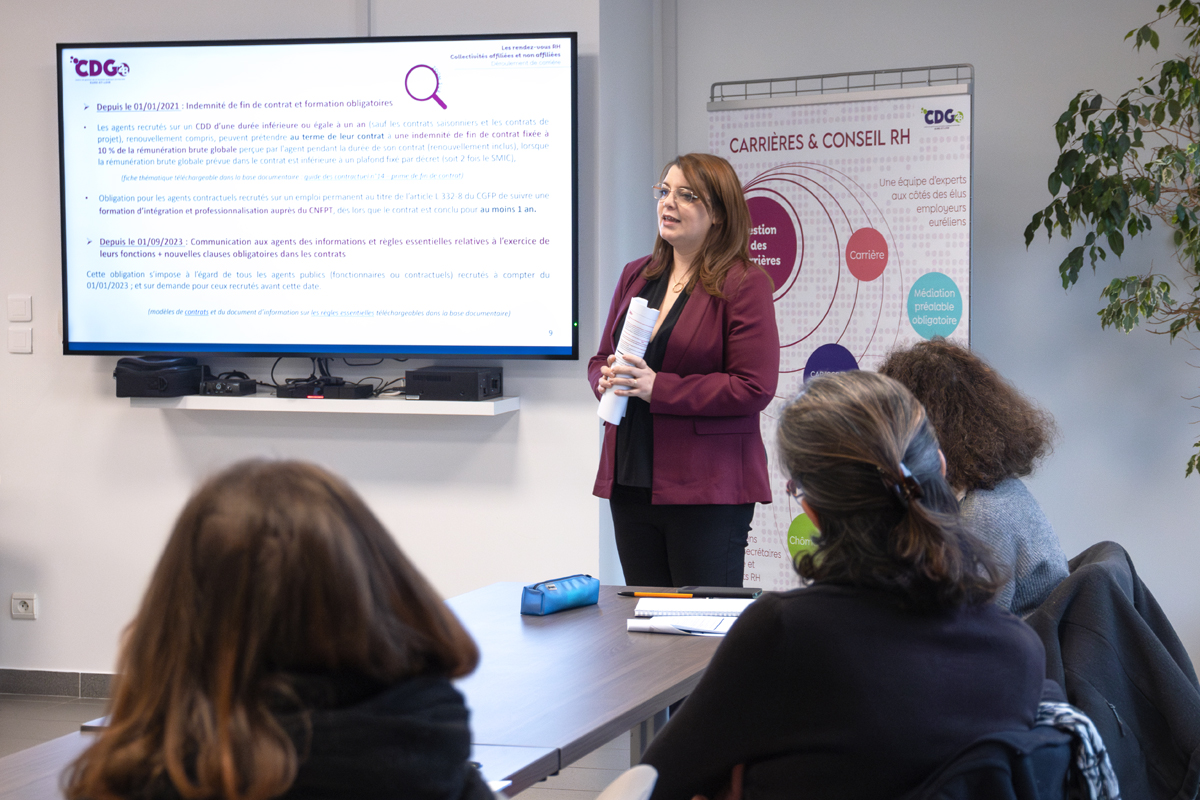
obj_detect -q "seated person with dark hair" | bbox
[641,371,1046,800]
[878,338,1069,616]
[66,460,491,800]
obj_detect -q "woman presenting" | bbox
[589,153,779,588]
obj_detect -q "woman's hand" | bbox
[597,353,619,394]
[606,353,656,402]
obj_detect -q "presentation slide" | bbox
[59,35,576,355]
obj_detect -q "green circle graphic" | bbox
[787,513,819,564]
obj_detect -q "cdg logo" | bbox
[70,56,130,78]
[921,107,964,125]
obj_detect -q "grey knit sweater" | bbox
[959,477,1070,617]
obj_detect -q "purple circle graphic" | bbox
[803,343,859,382]
[747,196,797,289]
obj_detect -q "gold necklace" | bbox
[671,269,694,293]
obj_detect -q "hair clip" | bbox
[879,461,924,508]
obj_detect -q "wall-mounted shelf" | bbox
[130,394,520,416]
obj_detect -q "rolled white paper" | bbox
[626,616,733,635]
[598,296,660,425]
[626,618,690,635]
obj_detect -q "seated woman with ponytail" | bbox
[640,371,1046,800]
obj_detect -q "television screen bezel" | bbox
[57,31,580,361]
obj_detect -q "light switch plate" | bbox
[7,327,32,353]
[7,294,31,322]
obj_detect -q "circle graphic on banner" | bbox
[907,272,963,339]
[787,513,819,564]
[746,196,797,288]
[845,227,888,281]
[803,343,859,382]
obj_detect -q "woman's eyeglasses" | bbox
[652,184,703,205]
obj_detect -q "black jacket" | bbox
[1025,541,1200,800]
[146,673,492,800]
[899,725,1073,800]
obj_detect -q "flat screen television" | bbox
[58,32,578,359]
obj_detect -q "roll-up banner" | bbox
[708,77,972,590]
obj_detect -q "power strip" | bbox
[276,382,322,398]
[275,382,373,399]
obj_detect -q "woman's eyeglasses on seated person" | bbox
[652,184,703,205]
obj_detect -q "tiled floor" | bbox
[514,731,631,799]
[0,694,109,758]
[0,693,631,799]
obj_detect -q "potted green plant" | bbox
[1026,0,1200,474]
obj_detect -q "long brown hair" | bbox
[877,338,1055,491]
[65,460,478,800]
[778,371,999,611]
[645,152,765,298]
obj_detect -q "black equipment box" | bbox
[405,366,503,401]
[114,356,207,398]
[201,378,257,396]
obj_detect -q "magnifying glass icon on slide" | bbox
[405,64,447,109]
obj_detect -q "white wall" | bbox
[671,0,1200,664]
[0,0,604,673]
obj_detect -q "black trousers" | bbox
[609,483,754,588]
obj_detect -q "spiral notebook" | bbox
[633,597,756,617]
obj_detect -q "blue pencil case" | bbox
[520,574,600,616]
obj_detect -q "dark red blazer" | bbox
[589,256,780,505]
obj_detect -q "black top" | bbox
[147,673,492,800]
[614,274,690,488]
[641,585,1046,800]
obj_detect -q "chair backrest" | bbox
[596,764,658,800]
[901,726,1072,800]
[1025,540,1200,800]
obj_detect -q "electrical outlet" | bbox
[11,593,37,620]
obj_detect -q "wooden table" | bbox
[450,583,723,790]
[0,734,91,800]
[0,583,722,798]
